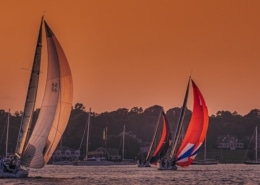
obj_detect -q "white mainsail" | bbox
[20,19,73,168]
[15,18,43,157]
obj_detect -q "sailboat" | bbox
[138,110,171,167]
[191,137,219,165]
[244,126,260,164]
[158,78,209,170]
[0,17,73,178]
[73,108,114,166]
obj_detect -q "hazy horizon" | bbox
[1,0,260,116]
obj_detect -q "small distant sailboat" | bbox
[73,108,114,166]
[138,110,171,167]
[158,78,209,170]
[191,137,219,165]
[0,17,73,178]
[244,126,260,164]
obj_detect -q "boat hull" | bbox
[137,162,151,167]
[0,168,28,178]
[157,161,177,170]
[244,161,260,165]
[192,159,219,165]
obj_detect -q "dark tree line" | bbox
[0,104,259,160]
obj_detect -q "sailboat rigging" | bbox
[6,109,10,158]
[138,110,171,167]
[72,109,114,166]
[244,126,260,164]
[192,137,219,165]
[158,78,209,170]
[85,108,91,160]
[0,16,73,178]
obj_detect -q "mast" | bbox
[85,108,91,160]
[6,109,10,157]
[15,17,43,157]
[256,126,258,162]
[103,127,108,150]
[122,124,125,161]
[204,137,207,160]
[170,78,190,159]
[145,110,162,161]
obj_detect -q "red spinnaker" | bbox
[175,79,208,167]
[150,111,170,163]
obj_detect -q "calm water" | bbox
[0,164,259,185]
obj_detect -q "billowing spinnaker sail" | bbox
[175,80,206,167]
[188,80,208,162]
[43,21,73,164]
[150,111,170,163]
[15,18,43,157]
[21,20,73,168]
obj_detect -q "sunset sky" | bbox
[0,0,260,116]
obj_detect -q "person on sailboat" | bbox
[171,158,176,167]
[161,158,165,167]
[138,158,146,166]
[9,157,16,169]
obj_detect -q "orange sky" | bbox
[0,0,260,115]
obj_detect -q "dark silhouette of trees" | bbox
[1,105,260,161]
[74,103,85,111]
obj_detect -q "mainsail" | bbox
[19,18,73,168]
[15,17,43,157]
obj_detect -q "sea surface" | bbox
[0,164,260,185]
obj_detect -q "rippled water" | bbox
[1,164,260,185]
